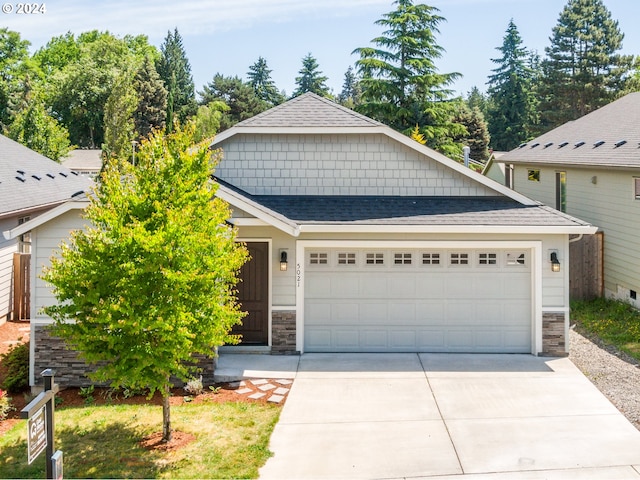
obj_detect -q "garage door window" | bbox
[338,252,357,265]
[394,253,412,265]
[422,253,441,265]
[366,253,384,265]
[309,253,328,265]
[506,252,527,266]
[478,253,498,265]
[450,253,469,265]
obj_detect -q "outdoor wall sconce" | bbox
[550,251,561,272]
[280,250,288,271]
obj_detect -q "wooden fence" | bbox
[569,232,603,300]
[12,253,30,320]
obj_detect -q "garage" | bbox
[303,247,532,353]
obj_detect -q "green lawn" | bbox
[0,400,280,479]
[571,298,640,361]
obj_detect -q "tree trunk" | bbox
[162,384,172,443]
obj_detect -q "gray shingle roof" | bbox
[233,92,384,128]
[500,92,640,168]
[250,195,592,228]
[0,134,94,217]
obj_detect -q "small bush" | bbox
[0,342,29,393]
[184,375,204,395]
[0,389,14,421]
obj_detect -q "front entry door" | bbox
[233,242,269,344]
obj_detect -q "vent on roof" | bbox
[59,172,67,178]
[615,140,627,148]
[519,142,527,148]
[559,141,569,148]
[593,140,605,148]
[71,171,79,176]
[530,142,540,148]
[15,176,25,182]
[46,173,55,179]
[575,141,585,148]
[31,175,41,181]
[17,170,25,175]
[544,142,553,148]
[71,190,84,198]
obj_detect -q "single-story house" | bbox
[0,134,92,324]
[8,93,596,387]
[61,149,103,179]
[498,92,640,307]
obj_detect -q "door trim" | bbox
[237,238,272,346]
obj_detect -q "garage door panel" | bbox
[305,247,532,353]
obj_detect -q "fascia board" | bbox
[297,224,598,235]
[3,200,88,240]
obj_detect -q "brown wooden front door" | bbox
[233,242,269,344]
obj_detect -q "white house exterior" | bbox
[11,94,596,386]
[499,92,640,308]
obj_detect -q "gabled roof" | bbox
[0,134,93,218]
[62,149,103,172]
[500,92,640,168]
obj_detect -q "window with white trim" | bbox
[309,252,328,265]
[506,252,526,266]
[478,253,497,265]
[394,253,412,265]
[338,252,356,265]
[365,253,384,265]
[422,253,440,265]
[634,177,640,200]
[450,253,469,265]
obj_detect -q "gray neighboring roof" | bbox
[233,92,384,128]
[252,195,593,228]
[500,92,640,168]
[0,134,93,217]
[62,149,103,171]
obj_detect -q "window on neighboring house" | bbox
[17,216,31,254]
[528,169,540,182]
[337,252,356,265]
[556,171,567,212]
[634,177,640,200]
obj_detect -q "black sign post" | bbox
[21,370,59,479]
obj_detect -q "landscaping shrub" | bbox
[0,342,29,393]
[0,389,13,420]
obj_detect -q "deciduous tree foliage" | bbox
[0,28,37,130]
[538,0,632,130]
[353,0,462,157]
[292,53,330,98]
[43,125,249,443]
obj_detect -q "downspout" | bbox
[569,234,583,243]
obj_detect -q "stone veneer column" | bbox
[541,312,567,357]
[271,310,298,355]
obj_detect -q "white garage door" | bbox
[304,248,532,353]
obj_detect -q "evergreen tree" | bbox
[486,20,538,151]
[466,86,488,117]
[102,70,137,163]
[538,0,633,129]
[247,56,284,106]
[292,53,330,98]
[337,66,361,108]
[452,102,490,163]
[199,74,268,131]
[352,0,462,156]
[133,56,168,140]
[157,28,197,131]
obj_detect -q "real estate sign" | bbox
[27,405,47,464]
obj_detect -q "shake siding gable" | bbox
[217,133,496,197]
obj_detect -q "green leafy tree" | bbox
[486,20,539,151]
[8,97,72,162]
[32,32,81,77]
[247,56,284,106]
[157,28,197,131]
[193,101,229,142]
[337,66,361,108]
[353,0,462,155]
[133,56,168,140]
[102,70,137,163]
[199,74,269,131]
[292,53,330,98]
[42,125,249,443]
[0,28,37,130]
[538,0,633,129]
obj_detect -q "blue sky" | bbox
[4,0,640,97]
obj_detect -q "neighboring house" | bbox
[499,92,640,308]
[0,134,93,325]
[9,94,596,387]
[482,151,508,186]
[61,149,103,178]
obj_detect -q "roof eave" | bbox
[3,199,89,240]
[296,224,598,235]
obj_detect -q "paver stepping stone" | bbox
[259,383,277,392]
[249,392,266,400]
[268,394,284,404]
[273,387,290,395]
[234,388,252,395]
[251,379,268,385]
[276,379,293,385]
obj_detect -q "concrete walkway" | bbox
[219,353,640,479]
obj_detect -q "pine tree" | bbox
[133,56,168,140]
[539,0,633,129]
[292,53,330,98]
[352,0,462,156]
[337,66,361,108]
[486,20,538,151]
[157,28,196,132]
[452,103,490,163]
[247,57,284,106]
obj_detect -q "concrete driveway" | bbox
[246,353,640,479]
